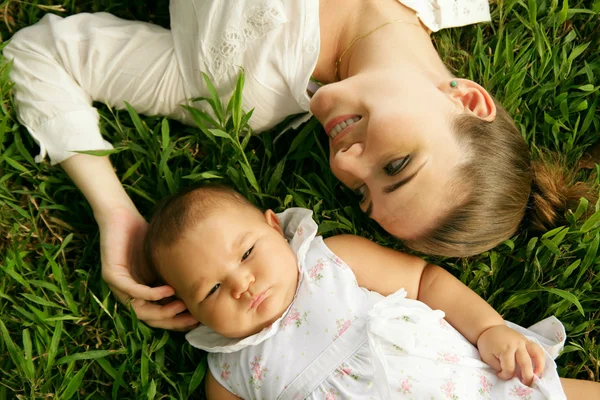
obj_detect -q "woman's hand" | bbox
[61,154,198,330]
[96,208,198,331]
[477,325,546,386]
[96,206,199,331]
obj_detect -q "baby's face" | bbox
[158,207,299,338]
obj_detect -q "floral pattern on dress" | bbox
[437,351,460,364]
[478,373,493,399]
[220,362,231,381]
[397,375,417,395]
[334,363,359,380]
[324,388,339,400]
[280,307,309,330]
[390,344,407,354]
[333,318,354,339]
[510,385,534,399]
[308,258,327,282]
[248,355,268,389]
[441,380,459,399]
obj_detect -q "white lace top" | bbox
[4,0,490,165]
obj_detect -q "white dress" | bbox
[187,208,567,400]
[3,0,490,165]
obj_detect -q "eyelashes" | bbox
[205,245,255,299]
[384,155,411,176]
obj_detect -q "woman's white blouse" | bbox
[3,0,490,165]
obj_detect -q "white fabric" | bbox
[400,0,491,32]
[3,0,320,164]
[3,0,490,165]
[188,208,566,400]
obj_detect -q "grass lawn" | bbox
[0,0,599,398]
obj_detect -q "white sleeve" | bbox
[3,12,190,165]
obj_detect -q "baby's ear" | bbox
[264,210,284,236]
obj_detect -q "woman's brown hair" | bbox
[405,99,597,257]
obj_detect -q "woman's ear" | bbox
[442,79,496,122]
[264,210,284,236]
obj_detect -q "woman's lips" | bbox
[324,115,361,137]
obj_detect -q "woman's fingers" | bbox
[144,312,200,331]
[110,287,199,331]
[515,347,534,386]
[108,272,175,302]
[131,298,188,321]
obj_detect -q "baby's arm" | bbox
[205,370,242,400]
[325,235,545,384]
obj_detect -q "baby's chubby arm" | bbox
[205,370,242,400]
[324,235,546,385]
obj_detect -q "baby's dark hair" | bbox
[144,183,260,278]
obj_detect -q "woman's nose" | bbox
[332,143,367,179]
[230,270,255,300]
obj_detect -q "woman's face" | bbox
[310,70,469,240]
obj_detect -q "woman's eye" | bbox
[207,283,220,298]
[384,156,411,176]
[353,185,367,203]
[242,246,254,261]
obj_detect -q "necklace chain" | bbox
[334,18,421,81]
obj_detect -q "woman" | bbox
[3,0,593,331]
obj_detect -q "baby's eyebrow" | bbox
[236,232,250,249]
[189,279,205,302]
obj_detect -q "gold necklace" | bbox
[334,18,421,81]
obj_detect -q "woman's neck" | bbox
[314,0,453,84]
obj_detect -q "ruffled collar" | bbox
[185,208,318,353]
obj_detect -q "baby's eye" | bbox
[242,246,254,261]
[207,283,220,298]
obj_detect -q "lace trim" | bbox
[205,2,286,82]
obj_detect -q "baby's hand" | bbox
[477,325,545,386]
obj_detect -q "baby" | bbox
[144,184,598,399]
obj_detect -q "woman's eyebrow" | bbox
[365,161,428,217]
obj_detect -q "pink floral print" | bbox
[324,388,339,400]
[220,362,231,382]
[308,259,327,281]
[555,330,565,342]
[478,373,493,398]
[248,355,268,389]
[437,351,460,364]
[280,307,309,330]
[510,385,534,399]
[296,226,303,236]
[441,380,459,399]
[334,363,359,380]
[397,376,416,395]
[334,318,352,339]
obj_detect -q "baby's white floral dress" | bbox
[187,208,567,400]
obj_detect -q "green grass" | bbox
[1,0,599,398]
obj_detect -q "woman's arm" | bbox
[62,154,198,330]
[3,11,189,165]
[4,12,198,330]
